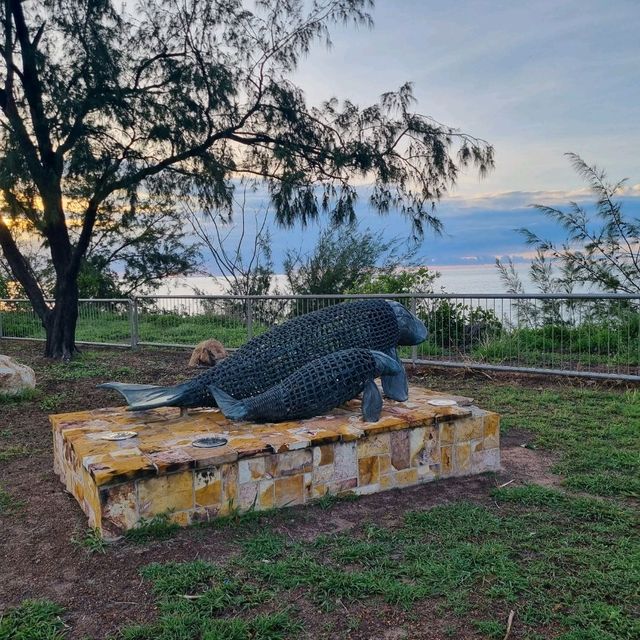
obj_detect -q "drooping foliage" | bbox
[0,0,493,357]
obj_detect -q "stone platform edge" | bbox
[51,388,500,539]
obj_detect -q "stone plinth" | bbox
[51,386,500,539]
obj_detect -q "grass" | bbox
[5,487,636,639]
[3,306,638,368]
[1,344,638,638]
[0,600,66,640]
[124,513,181,544]
[71,528,108,554]
[0,388,37,405]
[0,485,25,515]
[426,379,640,498]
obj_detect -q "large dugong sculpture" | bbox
[99,299,427,411]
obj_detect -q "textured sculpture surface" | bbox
[211,348,401,423]
[100,299,427,412]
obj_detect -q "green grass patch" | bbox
[421,377,640,498]
[71,527,107,554]
[124,513,181,544]
[0,485,25,515]
[0,444,34,462]
[115,561,295,640]
[0,388,37,405]
[0,599,66,640]
[5,488,638,639]
[44,354,133,381]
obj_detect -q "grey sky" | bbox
[293,0,640,197]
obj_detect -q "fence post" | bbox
[129,298,139,349]
[246,298,253,341]
[411,296,418,364]
[0,310,3,338]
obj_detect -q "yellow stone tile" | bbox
[379,454,392,475]
[258,480,275,509]
[456,442,472,471]
[194,469,223,507]
[100,482,138,538]
[358,455,380,486]
[440,422,454,444]
[313,444,334,467]
[312,483,329,499]
[138,471,194,517]
[221,463,238,503]
[396,468,419,487]
[276,450,312,477]
[441,446,453,474]
[357,433,390,458]
[274,475,304,507]
[379,474,396,490]
[168,511,191,527]
[484,412,500,449]
[455,416,484,442]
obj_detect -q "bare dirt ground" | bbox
[0,341,570,639]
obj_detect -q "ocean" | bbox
[152,263,535,297]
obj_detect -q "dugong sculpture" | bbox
[211,348,402,423]
[100,299,427,411]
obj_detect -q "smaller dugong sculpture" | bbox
[211,348,402,423]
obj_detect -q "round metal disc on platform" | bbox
[192,436,228,448]
[427,398,458,407]
[99,431,138,440]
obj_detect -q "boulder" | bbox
[188,339,228,368]
[0,355,36,396]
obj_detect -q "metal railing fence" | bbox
[1,293,639,381]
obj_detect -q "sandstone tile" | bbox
[455,442,472,472]
[275,475,304,507]
[333,442,357,480]
[484,413,500,449]
[441,446,453,475]
[328,477,357,495]
[276,450,312,477]
[138,471,194,516]
[357,433,390,458]
[358,455,380,486]
[379,474,396,490]
[379,454,392,475]
[312,444,335,467]
[258,479,275,509]
[440,422,455,444]
[409,427,427,465]
[312,463,335,485]
[239,457,267,484]
[390,430,410,470]
[221,463,238,504]
[455,415,484,442]
[100,482,138,539]
[238,482,259,510]
[396,468,419,487]
[194,468,223,507]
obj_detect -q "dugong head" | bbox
[386,300,428,346]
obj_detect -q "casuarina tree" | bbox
[0,0,493,358]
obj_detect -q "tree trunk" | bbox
[44,279,79,360]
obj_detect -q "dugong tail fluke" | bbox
[97,381,193,411]
[208,385,249,421]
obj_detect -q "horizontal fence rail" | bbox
[1,293,639,381]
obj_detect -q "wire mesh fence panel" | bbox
[76,300,132,345]
[0,299,45,339]
[0,293,638,380]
